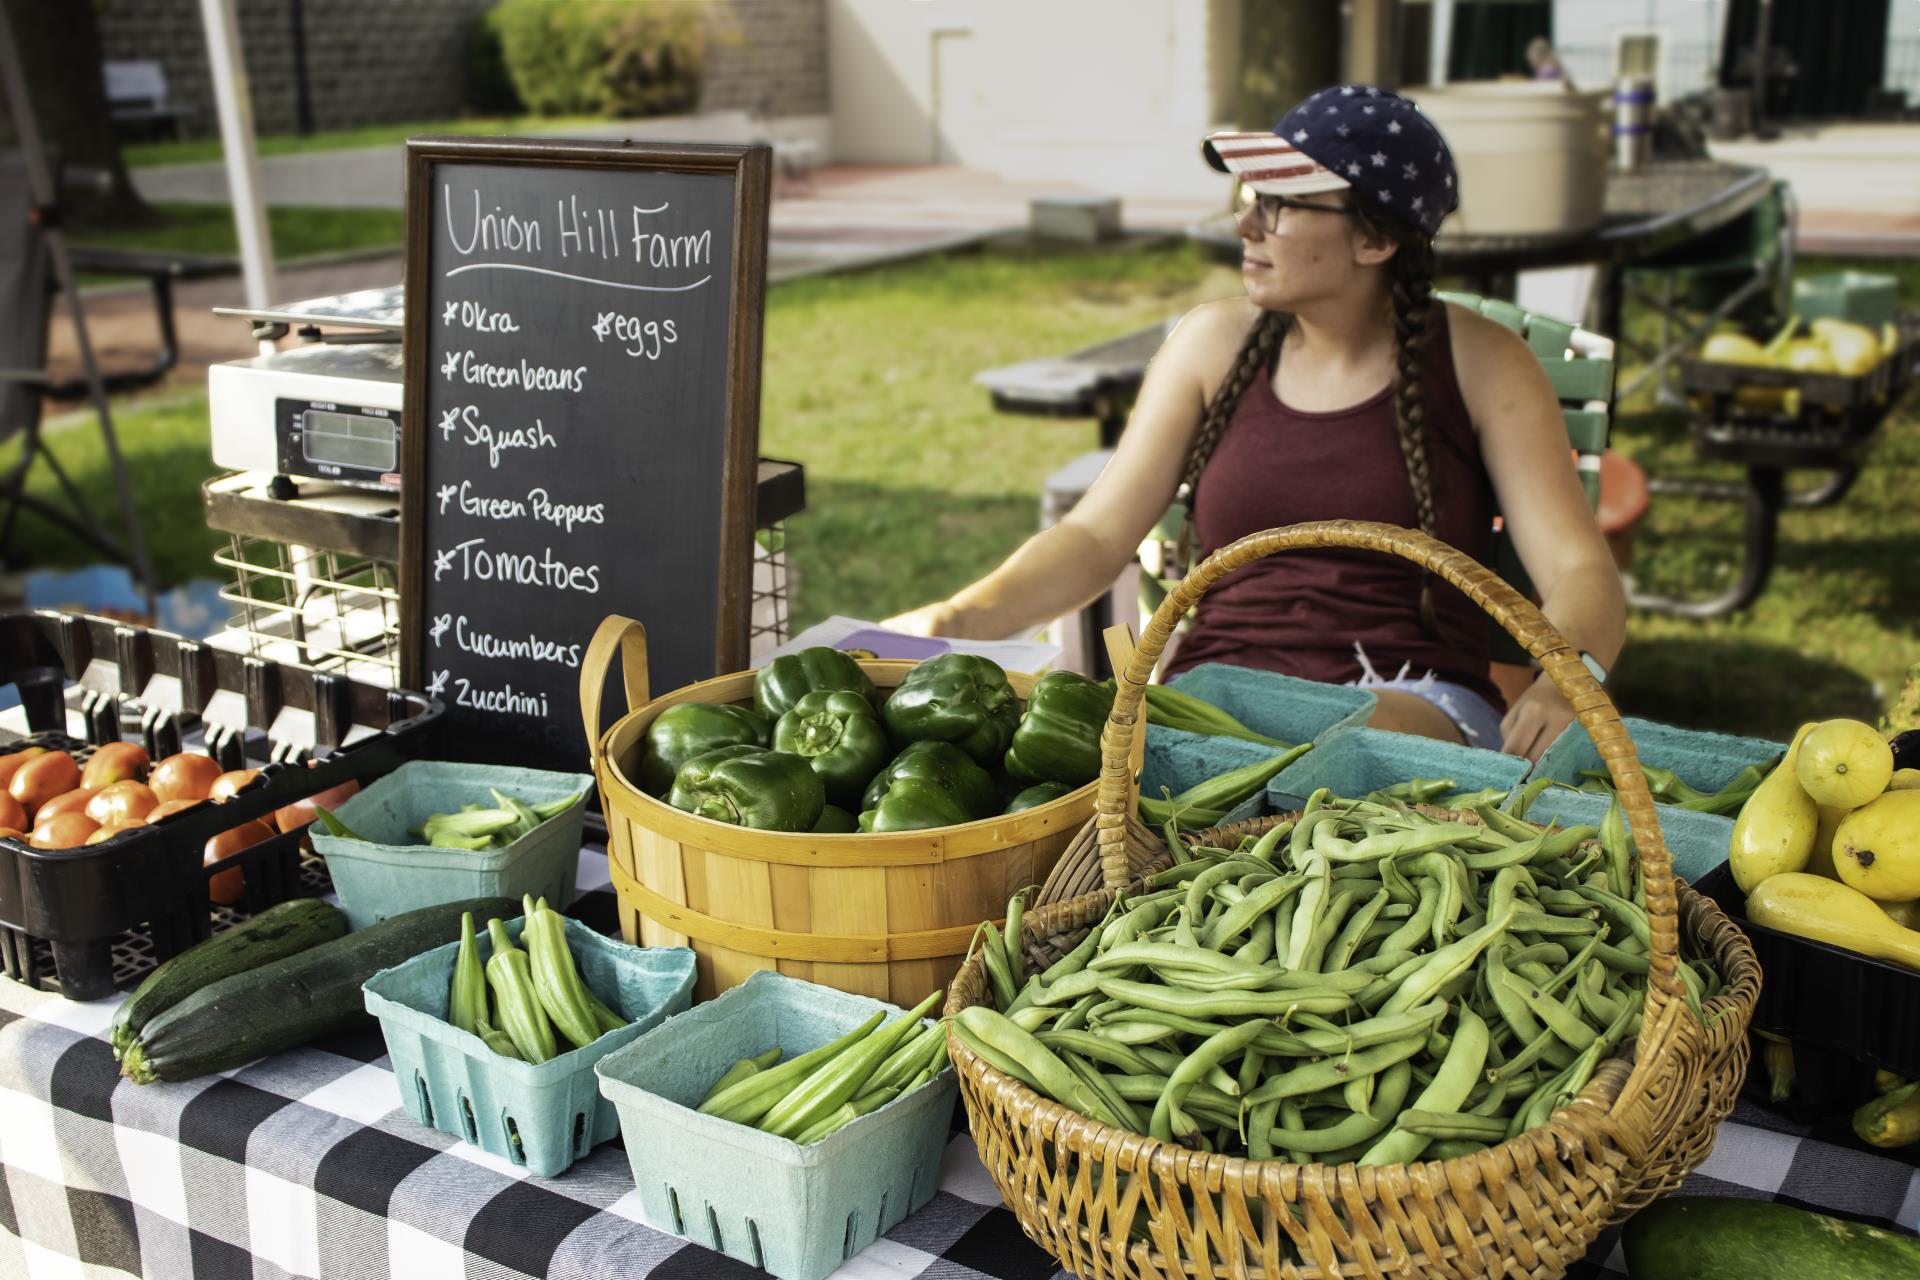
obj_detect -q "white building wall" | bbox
[826,0,1238,199]
[1547,0,1731,102]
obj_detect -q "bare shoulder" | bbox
[1161,297,1265,394]
[1441,299,1554,419]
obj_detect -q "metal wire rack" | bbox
[213,532,402,686]
[750,520,794,662]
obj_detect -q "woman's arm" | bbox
[886,300,1252,639]
[1449,304,1627,760]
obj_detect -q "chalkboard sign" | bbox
[400,137,770,770]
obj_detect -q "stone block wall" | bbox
[98,0,830,140]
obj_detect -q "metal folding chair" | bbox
[1616,179,1797,406]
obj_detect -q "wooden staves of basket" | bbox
[943,521,1762,1280]
[580,616,1097,1005]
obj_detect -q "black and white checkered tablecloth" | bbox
[2,849,1916,1280]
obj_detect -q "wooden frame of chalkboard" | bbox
[400,136,770,771]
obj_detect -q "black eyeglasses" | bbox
[1233,188,1355,231]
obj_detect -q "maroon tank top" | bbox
[1162,306,1506,711]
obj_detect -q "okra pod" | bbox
[699,1010,886,1123]
[449,911,485,1036]
[484,918,556,1064]
[522,900,602,1050]
[760,991,941,1139]
[701,1047,785,1105]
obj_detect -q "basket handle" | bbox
[580,615,650,775]
[1092,520,1686,1024]
[1103,624,1145,803]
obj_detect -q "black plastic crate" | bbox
[1678,315,1917,424]
[1696,862,1920,1082]
[0,609,441,1000]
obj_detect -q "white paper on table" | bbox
[763,615,1061,675]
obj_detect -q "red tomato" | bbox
[31,812,100,849]
[80,742,151,790]
[147,798,204,822]
[209,769,259,802]
[204,820,275,905]
[10,752,80,818]
[0,747,46,790]
[86,781,159,828]
[150,753,223,803]
[273,777,361,835]
[36,786,99,824]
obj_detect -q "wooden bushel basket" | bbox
[581,616,1100,1005]
[943,521,1762,1280]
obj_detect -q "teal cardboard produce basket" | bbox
[595,970,956,1280]
[1526,717,1785,881]
[362,915,695,1177]
[1267,724,1530,814]
[1167,662,1376,745]
[312,760,594,930]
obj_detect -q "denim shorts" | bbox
[1345,644,1507,750]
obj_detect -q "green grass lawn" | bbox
[124,115,610,169]
[71,203,405,282]
[9,239,1916,738]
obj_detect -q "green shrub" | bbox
[488,0,710,119]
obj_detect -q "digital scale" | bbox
[209,286,405,492]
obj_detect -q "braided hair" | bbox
[1178,204,1444,638]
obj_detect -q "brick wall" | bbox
[701,0,830,118]
[98,0,830,140]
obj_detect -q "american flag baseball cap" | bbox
[1203,84,1459,236]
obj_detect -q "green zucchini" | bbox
[1622,1197,1920,1280]
[121,896,516,1085]
[109,898,348,1059]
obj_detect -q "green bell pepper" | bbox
[813,805,859,833]
[859,780,975,833]
[861,740,998,820]
[881,653,1021,765]
[668,745,825,832]
[636,703,770,796]
[1005,781,1073,813]
[772,691,891,807]
[754,647,877,720]
[1003,669,1114,787]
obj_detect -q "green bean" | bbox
[1246,819,1292,863]
[1256,1059,1412,1153]
[1096,978,1355,1020]
[1200,873,1306,950]
[1250,999,1448,1058]
[1356,953,1429,1008]
[1378,875,1440,954]
[1246,1098,1284,1160]
[1108,1075,1237,1112]
[1503,941,1571,970]
[1283,851,1331,970]
[952,1007,1128,1130]
[1484,1021,1567,1083]
[1575,885,1652,948]
[1296,882,1357,973]
[1151,1021,1267,1140]
[1509,910,1600,936]
[1494,968,1597,1051]
[1240,1034,1427,1106]
[1380,853,1419,905]
[948,1018,1044,1091]
[1331,822,1489,863]
[1234,914,1275,966]
[1035,1029,1161,1075]
[1538,824,1600,862]
[1600,797,1633,900]
[1359,1005,1490,1165]
[1004,892,1027,991]
[1380,907,1515,1016]
[1061,1051,1147,1134]
[1344,1068,1375,1119]
[1574,959,1624,1025]
[1507,776,1557,821]
[977,921,1017,1011]
[1486,865,1538,925]
[1396,1109,1509,1142]
[1425,1139,1491,1160]
[1097,1007,1229,1040]
[1327,888,1391,974]
[1184,860,1243,926]
[1472,802,1547,845]
[1353,948,1419,975]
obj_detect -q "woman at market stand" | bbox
[885,85,1625,762]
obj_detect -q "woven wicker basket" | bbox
[580,616,1096,1005]
[943,520,1762,1280]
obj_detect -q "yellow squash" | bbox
[1890,768,1920,791]
[1809,318,1883,377]
[1746,872,1920,970]
[1794,719,1894,809]
[1833,790,1920,902]
[1701,333,1768,366]
[1883,898,1920,930]
[1730,736,1818,893]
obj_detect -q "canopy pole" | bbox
[198,0,277,333]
